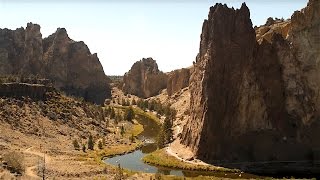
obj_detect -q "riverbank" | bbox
[112,105,162,125]
[142,148,237,173]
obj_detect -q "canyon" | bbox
[1,0,319,179]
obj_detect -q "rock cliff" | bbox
[181,0,320,173]
[122,58,167,98]
[0,23,110,104]
[0,83,54,100]
[167,68,191,96]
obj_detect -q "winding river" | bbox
[104,114,259,178]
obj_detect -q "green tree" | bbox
[120,125,125,137]
[126,99,130,106]
[98,140,103,149]
[132,99,136,105]
[110,108,115,119]
[88,135,94,150]
[157,128,165,149]
[73,139,80,150]
[121,98,126,106]
[102,137,106,147]
[125,107,135,122]
[163,116,173,144]
[82,144,86,152]
[130,134,135,143]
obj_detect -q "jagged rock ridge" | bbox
[122,58,167,98]
[181,0,320,173]
[0,23,110,104]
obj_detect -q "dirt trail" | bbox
[23,147,52,179]
[165,139,208,166]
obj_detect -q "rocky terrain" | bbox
[181,0,320,174]
[0,23,111,104]
[0,82,146,179]
[122,58,167,98]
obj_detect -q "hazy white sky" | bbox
[0,0,308,75]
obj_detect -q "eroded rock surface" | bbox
[167,68,191,96]
[181,0,320,173]
[0,23,110,104]
[123,58,167,98]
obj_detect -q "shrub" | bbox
[82,144,86,152]
[72,139,80,150]
[3,151,24,174]
[98,140,103,149]
[88,135,94,150]
[120,125,125,137]
[125,107,134,122]
[130,134,135,143]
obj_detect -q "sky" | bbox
[0,0,308,75]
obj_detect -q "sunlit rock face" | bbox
[0,23,111,104]
[123,58,167,98]
[181,0,320,172]
[167,68,191,96]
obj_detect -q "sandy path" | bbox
[165,139,209,166]
[23,147,52,179]
[165,146,206,165]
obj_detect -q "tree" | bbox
[88,135,94,150]
[157,128,165,149]
[110,108,115,119]
[120,125,125,137]
[102,137,106,147]
[98,140,103,149]
[163,116,173,144]
[130,134,135,143]
[132,99,136,105]
[82,144,86,152]
[73,139,80,150]
[121,99,126,106]
[125,107,135,122]
[126,99,130,106]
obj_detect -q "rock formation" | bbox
[123,58,167,98]
[0,23,110,104]
[0,83,54,100]
[181,0,320,173]
[255,18,291,44]
[167,68,191,96]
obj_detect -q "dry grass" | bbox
[143,149,237,173]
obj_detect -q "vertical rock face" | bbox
[181,0,320,170]
[0,23,110,104]
[123,58,167,98]
[167,68,191,96]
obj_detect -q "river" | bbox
[104,113,259,178]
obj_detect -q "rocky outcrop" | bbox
[123,58,167,98]
[0,23,110,104]
[181,0,320,173]
[0,83,54,100]
[167,68,191,96]
[255,18,291,43]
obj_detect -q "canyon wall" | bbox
[123,58,167,98]
[0,23,110,104]
[167,68,191,96]
[181,0,320,173]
